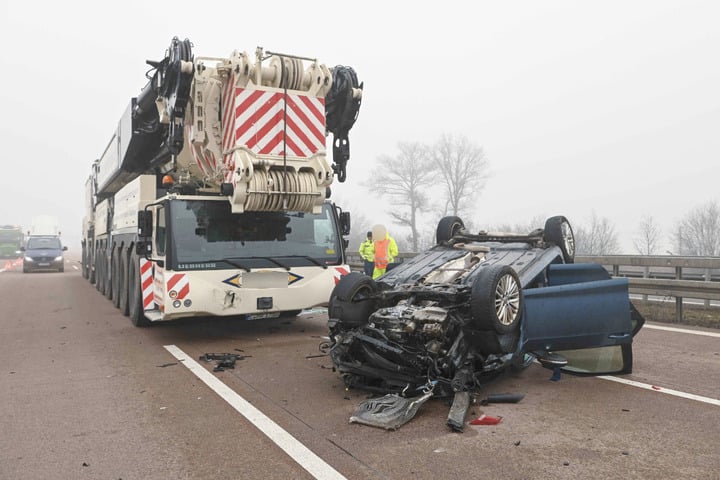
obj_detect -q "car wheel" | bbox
[58,265,64,273]
[128,254,150,327]
[544,216,575,263]
[436,216,465,244]
[471,264,522,334]
[496,331,520,354]
[23,265,29,274]
[328,272,379,327]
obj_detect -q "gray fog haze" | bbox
[1,1,718,253]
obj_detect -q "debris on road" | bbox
[470,414,503,426]
[349,390,433,430]
[199,352,248,371]
[479,393,525,405]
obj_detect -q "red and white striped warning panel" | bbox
[333,266,350,284]
[140,258,155,310]
[225,87,326,161]
[167,272,190,300]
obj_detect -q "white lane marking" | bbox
[164,345,347,480]
[643,323,720,338]
[599,375,720,407]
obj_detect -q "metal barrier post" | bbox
[675,266,683,323]
[705,268,711,307]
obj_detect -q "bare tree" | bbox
[431,134,489,219]
[366,142,435,252]
[673,200,720,256]
[632,214,662,255]
[574,211,620,255]
[348,211,373,254]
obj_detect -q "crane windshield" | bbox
[168,200,343,270]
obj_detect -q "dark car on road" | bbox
[21,236,66,273]
[326,215,644,428]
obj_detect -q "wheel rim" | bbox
[561,222,575,258]
[495,274,520,326]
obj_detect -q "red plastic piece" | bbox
[470,414,503,425]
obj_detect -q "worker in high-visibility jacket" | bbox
[358,231,375,276]
[371,224,398,279]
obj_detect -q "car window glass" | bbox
[26,237,61,249]
[557,345,626,374]
[155,206,166,256]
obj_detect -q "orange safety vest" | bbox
[374,238,390,270]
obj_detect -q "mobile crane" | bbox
[81,37,362,326]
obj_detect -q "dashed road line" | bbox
[643,323,720,338]
[599,375,720,407]
[606,323,720,404]
[164,344,347,480]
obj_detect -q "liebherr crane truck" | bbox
[82,37,362,326]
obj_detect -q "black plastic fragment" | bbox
[199,353,247,371]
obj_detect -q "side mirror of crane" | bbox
[339,211,351,236]
[137,211,153,237]
[136,240,152,256]
[137,210,153,256]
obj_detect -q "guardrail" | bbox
[576,255,720,322]
[347,253,720,322]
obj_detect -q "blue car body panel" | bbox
[522,276,632,352]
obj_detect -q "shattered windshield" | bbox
[169,200,342,270]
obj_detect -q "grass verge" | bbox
[632,299,720,329]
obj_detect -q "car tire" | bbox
[328,272,379,327]
[128,254,150,327]
[470,264,522,334]
[544,215,575,264]
[58,265,64,273]
[436,216,465,244]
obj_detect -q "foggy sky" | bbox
[1,0,718,254]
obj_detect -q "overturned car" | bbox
[327,216,644,428]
